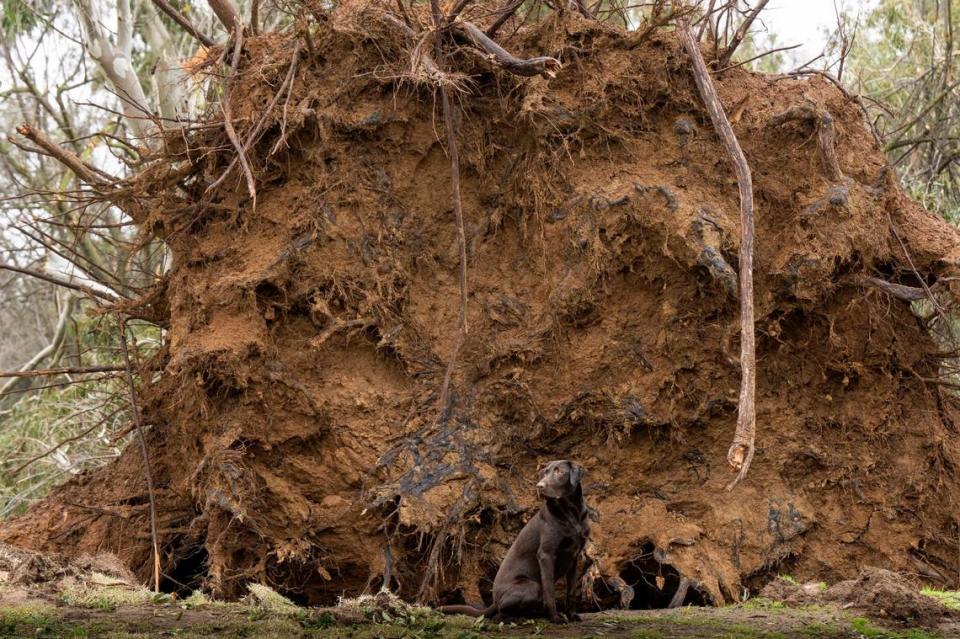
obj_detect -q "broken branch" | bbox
[678,21,756,490]
[15,124,110,186]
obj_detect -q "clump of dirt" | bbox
[759,577,825,606]
[825,569,954,625]
[4,0,960,610]
[761,568,954,626]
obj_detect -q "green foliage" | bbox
[0,317,161,519]
[0,0,40,35]
[841,0,960,222]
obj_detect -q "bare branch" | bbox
[14,124,111,186]
[151,0,215,47]
[0,263,120,303]
[207,0,243,33]
[0,296,74,400]
[717,0,771,69]
[0,365,128,379]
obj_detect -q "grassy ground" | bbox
[0,589,955,639]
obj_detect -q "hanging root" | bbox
[678,20,757,490]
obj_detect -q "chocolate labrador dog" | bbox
[440,460,590,622]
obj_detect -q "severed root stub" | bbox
[726,441,756,490]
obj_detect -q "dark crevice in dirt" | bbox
[618,542,712,609]
[160,540,208,596]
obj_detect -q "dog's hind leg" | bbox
[494,579,542,619]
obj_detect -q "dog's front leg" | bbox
[537,547,561,623]
[564,560,581,621]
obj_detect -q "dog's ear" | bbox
[568,461,584,488]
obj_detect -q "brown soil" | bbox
[4,0,960,611]
[761,569,956,625]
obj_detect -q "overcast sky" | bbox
[760,0,879,65]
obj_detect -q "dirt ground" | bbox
[4,0,960,610]
[1,592,956,639]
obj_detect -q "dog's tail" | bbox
[438,604,495,617]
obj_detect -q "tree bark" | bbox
[72,0,154,139]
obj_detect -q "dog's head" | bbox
[536,460,585,499]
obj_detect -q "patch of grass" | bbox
[850,617,941,639]
[799,622,843,637]
[779,575,799,585]
[180,590,211,609]
[60,578,166,610]
[921,587,960,610]
[0,603,60,630]
[247,583,300,615]
[631,630,666,639]
[742,597,786,610]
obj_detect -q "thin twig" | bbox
[717,0,770,69]
[715,43,802,73]
[0,365,127,379]
[6,407,124,477]
[119,321,160,593]
[486,0,524,37]
[679,19,756,490]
